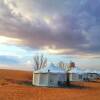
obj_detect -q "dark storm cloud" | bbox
[0,0,100,54]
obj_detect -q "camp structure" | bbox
[82,69,99,81]
[69,67,84,81]
[32,64,66,87]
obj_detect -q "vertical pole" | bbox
[66,71,70,86]
[48,70,50,87]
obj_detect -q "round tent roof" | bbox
[91,70,100,74]
[84,69,94,73]
[69,67,83,74]
[34,64,66,74]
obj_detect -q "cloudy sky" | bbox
[0,0,100,71]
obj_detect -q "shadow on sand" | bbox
[1,78,33,86]
[2,78,97,90]
[89,80,100,83]
[63,83,92,90]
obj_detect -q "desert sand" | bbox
[0,69,100,100]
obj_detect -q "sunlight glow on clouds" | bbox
[0,0,100,70]
[42,45,74,54]
[0,36,22,45]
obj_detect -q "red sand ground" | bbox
[0,69,100,100]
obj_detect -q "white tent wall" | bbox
[58,73,66,82]
[33,73,40,86]
[48,73,66,87]
[33,72,67,87]
[39,73,49,86]
[69,67,84,82]
[32,64,67,87]
[48,73,59,87]
[69,73,83,81]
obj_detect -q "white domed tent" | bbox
[32,64,66,87]
[69,67,84,81]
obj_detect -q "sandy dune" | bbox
[0,69,100,100]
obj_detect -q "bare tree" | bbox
[58,61,67,70]
[33,54,47,71]
[58,61,75,86]
[66,61,75,86]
